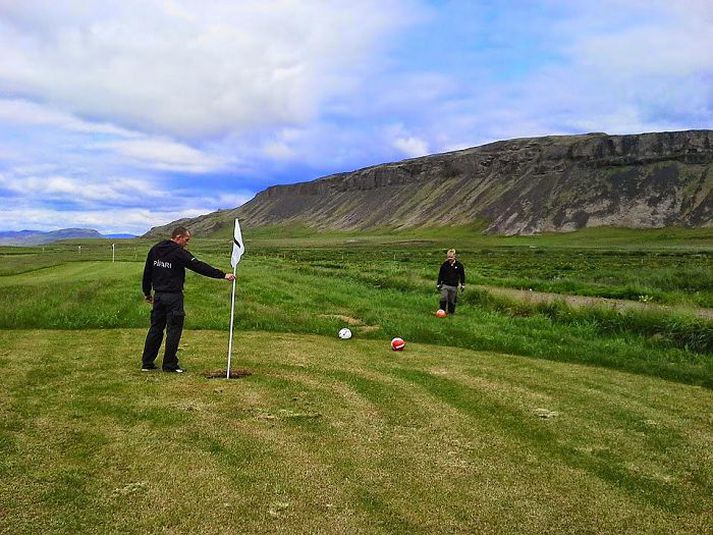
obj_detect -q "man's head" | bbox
[171,227,192,248]
[446,248,456,263]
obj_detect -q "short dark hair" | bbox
[171,226,191,239]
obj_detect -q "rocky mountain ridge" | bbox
[145,129,713,237]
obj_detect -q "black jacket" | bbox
[142,240,225,296]
[437,260,465,287]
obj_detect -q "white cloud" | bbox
[0,98,230,173]
[418,2,713,151]
[211,192,253,208]
[562,2,713,80]
[262,140,297,161]
[0,186,253,234]
[0,172,160,205]
[0,98,136,137]
[1,1,711,235]
[380,123,430,158]
[0,0,422,139]
[393,136,429,158]
[0,205,194,235]
[96,138,232,173]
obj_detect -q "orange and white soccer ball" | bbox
[390,337,405,351]
[436,309,447,318]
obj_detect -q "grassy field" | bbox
[0,226,712,533]
[1,330,711,534]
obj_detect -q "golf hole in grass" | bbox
[203,369,253,379]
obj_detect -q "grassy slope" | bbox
[234,224,713,250]
[0,329,711,534]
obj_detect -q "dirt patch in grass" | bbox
[320,314,381,333]
[321,314,363,325]
[358,325,381,333]
[478,285,713,320]
[204,369,253,379]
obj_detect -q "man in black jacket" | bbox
[437,248,465,315]
[141,226,235,372]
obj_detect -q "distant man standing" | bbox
[141,226,235,373]
[437,249,465,315]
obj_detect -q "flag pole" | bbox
[227,217,244,379]
[226,264,237,379]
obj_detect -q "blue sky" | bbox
[0,0,711,234]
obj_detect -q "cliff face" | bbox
[145,130,713,237]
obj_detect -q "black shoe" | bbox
[163,367,185,373]
[141,364,158,371]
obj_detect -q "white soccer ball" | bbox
[338,327,352,340]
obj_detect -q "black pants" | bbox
[141,292,185,370]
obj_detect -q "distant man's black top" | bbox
[142,240,226,296]
[437,260,466,287]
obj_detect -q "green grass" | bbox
[1,227,712,532]
[0,258,711,387]
[217,222,713,250]
[0,329,711,534]
[5,226,713,305]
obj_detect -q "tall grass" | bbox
[0,255,711,387]
[5,230,713,305]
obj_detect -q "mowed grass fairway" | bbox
[1,330,711,534]
[1,229,712,533]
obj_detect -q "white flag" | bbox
[230,218,245,268]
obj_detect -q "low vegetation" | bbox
[1,228,712,387]
[1,330,711,534]
[0,226,711,533]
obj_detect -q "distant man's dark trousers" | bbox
[141,292,185,370]
[440,284,458,314]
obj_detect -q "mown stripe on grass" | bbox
[355,488,422,533]
[70,398,193,426]
[182,392,379,532]
[288,367,509,532]
[326,369,430,428]
[201,364,457,532]
[391,367,704,514]
[187,430,266,473]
